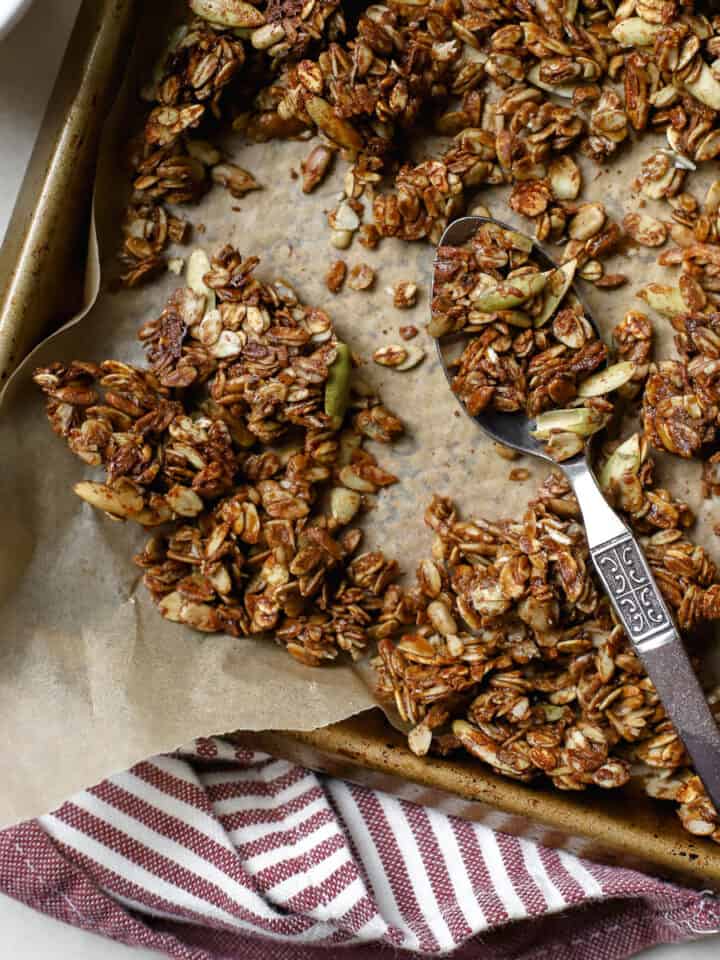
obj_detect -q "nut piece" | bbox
[325,259,347,294]
[395,345,425,371]
[548,156,581,200]
[348,263,375,291]
[509,468,530,482]
[190,0,265,28]
[578,260,603,283]
[331,229,352,250]
[186,249,215,312]
[166,485,204,517]
[301,143,334,194]
[427,600,458,636]
[399,325,418,341]
[637,283,687,317]
[330,202,360,232]
[611,17,663,47]
[211,163,259,198]
[250,22,286,50]
[568,203,606,241]
[623,212,667,248]
[494,442,519,461]
[392,281,418,309]
[373,345,408,368]
[74,480,143,519]
[330,487,362,525]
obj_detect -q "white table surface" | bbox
[0,2,719,957]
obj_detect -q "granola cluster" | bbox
[431,221,637,460]
[34,248,405,666]
[635,178,720,460]
[373,461,720,840]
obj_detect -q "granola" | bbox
[35,247,404,666]
[373,463,720,840]
[430,221,632,460]
[37,0,720,847]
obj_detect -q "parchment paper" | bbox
[0,2,718,825]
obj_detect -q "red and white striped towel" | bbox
[0,737,718,959]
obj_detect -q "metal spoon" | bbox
[433,215,720,811]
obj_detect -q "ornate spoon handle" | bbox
[563,459,720,811]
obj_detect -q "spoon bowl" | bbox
[432,215,606,463]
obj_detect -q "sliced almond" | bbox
[158,591,218,631]
[467,309,531,328]
[623,212,667,247]
[408,724,432,757]
[74,480,143,519]
[331,202,360,232]
[577,361,636,397]
[208,564,232,596]
[338,465,376,493]
[186,249,215,313]
[305,95,363,152]
[210,329,244,358]
[637,283,687,317]
[650,85,679,109]
[158,591,184,621]
[330,229,352,249]
[704,180,720,214]
[250,21,286,49]
[611,17,663,46]
[166,485,204,518]
[427,600,458,636]
[395,345,426,371]
[197,309,223,345]
[135,498,174,527]
[330,487,362,524]
[548,156,581,200]
[189,0,265,27]
[684,62,720,111]
[640,159,678,199]
[568,203,606,241]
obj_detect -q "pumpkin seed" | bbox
[324,342,352,425]
[577,362,636,397]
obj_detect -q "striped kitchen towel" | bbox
[0,737,718,959]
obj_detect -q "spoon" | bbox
[433,215,720,811]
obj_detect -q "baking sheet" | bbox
[0,0,717,825]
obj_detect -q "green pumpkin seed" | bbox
[324,342,352,426]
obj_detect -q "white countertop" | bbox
[0,2,718,957]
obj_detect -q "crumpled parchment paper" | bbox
[0,1,717,825]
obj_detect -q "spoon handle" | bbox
[564,459,720,812]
